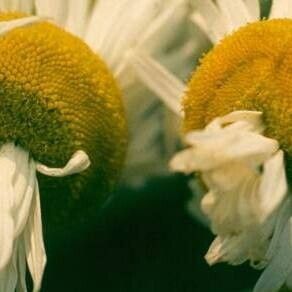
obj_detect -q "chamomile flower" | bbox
[136,0,292,291]
[0,0,206,290]
[0,12,127,292]
[34,0,200,186]
[0,0,192,290]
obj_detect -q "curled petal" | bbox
[36,150,90,177]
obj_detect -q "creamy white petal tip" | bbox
[170,110,290,288]
[0,143,90,291]
[36,150,90,176]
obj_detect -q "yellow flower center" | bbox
[0,13,127,241]
[183,19,292,180]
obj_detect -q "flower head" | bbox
[169,0,292,291]
[0,5,130,291]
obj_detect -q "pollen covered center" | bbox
[184,19,292,179]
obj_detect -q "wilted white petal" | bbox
[0,243,18,292]
[171,116,278,172]
[257,150,287,223]
[0,144,17,270]
[36,150,90,177]
[205,235,249,266]
[13,157,35,238]
[214,110,263,133]
[16,239,27,292]
[254,217,292,292]
[24,180,46,292]
[170,111,288,271]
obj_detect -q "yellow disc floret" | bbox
[184,19,292,180]
[0,13,127,242]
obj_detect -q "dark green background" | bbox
[41,175,260,292]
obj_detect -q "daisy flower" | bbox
[0,0,193,291]
[137,0,292,291]
[33,1,198,187]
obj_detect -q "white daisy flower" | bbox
[0,0,196,290]
[137,0,292,291]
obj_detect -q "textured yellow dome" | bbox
[0,12,127,242]
[183,19,292,180]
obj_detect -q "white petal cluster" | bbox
[0,143,90,292]
[170,111,292,291]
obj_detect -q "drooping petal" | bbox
[24,180,46,292]
[36,150,90,177]
[15,239,27,292]
[254,217,292,292]
[0,243,19,292]
[257,150,287,223]
[170,120,278,172]
[0,144,17,270]
[13,151,35,238]
[170,111,289,269]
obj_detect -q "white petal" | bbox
[259,198,292,268]
[269,0,292,19]
[214,110,264,133]
[217,0,253,33]
[135,0,187,52]
[16,239,27,292]
[24,180,46,292]
[35,0,69,26]
[0,244,18,292]
[0,0,20,11]
[0,144,17,269]
[86,0,161,70]
[12,149,35,237]
[187,179,210,226]
[175,127,278,171]
[129,51,184,116]
[36,150,90,177]
[205,235,249,266]
[257,150,287,223]
[191,0,228,43]
[169,148,200,174]
[243,0,260,20]
[254,217,292,292]
[18,0,34,14]
[65,0,91,37]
